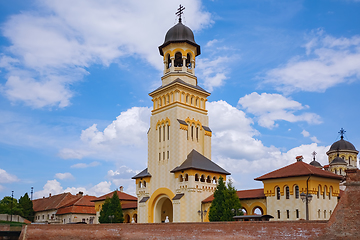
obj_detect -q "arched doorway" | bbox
[154,195,173,223]
[124,214,130,223]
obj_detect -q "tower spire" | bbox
[175,4,185,23]
[312,151,317,161]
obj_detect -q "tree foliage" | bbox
[99,192,124,223]
[208,176,242,221]
[0,193,35,221]
[0,196,23,217]
[19,193,35,222]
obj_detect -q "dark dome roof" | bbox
[309,160,322,168]
[330,156,347,165]
[159,22,200,56]
[329,138,357,152]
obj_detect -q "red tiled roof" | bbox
[254,161,343,181]
[92,191,137,202]
[122,202,137,210]
[32,193,80,212]
[56,205,96,215]
[202,188,265,203]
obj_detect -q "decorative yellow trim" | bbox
[204,131,212,137]
[248,201,267,215]
[156,117,171,130]
[147,188,175,223]
[185,117,203,129]
[179,124,188,131]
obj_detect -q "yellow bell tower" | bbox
[132,5,230,223]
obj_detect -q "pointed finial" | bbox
[312,151,317,161]
[338,128,346,139]
[175,4,185,23]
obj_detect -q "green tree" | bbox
[19,193,35,222]
[208,176,242,221]
[0,196,23,217]
[99,192,124,223]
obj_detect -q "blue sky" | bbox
[1,0,360,200]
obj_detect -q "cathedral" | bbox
[132,10,229,223]
[131,8,359,223]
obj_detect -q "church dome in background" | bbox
[309,159,322,168]
[329,138,357,152]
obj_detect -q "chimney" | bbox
[77,191,83,196]
[120,186,124,192]
[296,156,303,162]
[49,193,51,197]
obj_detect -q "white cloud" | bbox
[70,162,100,169]
[59,106,150,163]
[0,0,211,108]
[206,100,330,189]
[0,169,19,191]
[54,172,75,180]
[198,56,231,92]
[107,166,138,196]
[238,92,321,129]
[264,31,360,93]
[301,130,310,137]
[0,169,19,183]
[311,136,320,143]
[34,179,112,198]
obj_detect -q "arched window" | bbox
[174,52,183,67]
[323,186,327,199]
[206,176,211,183]
[335,169,337,174]
[167,54,171,69]
[185,174,188,181]
[286,210,290,219]
[212,176,217,184]
[159,127,161,142]
[179,175,183,182]
[340,168,342,175]
[139,181,142,188]
[285,186,290,199]
[295,186,299,199]
[186,53,191,68]
[277,210,280,219]
[195,174,199,181]
[276,187,280,200]
[143,181,146,188]
[349,156,351,165]
[318,209,321,218]
[296,209,299,219]
[200,175,205,182]
[167,125,170,140]
[196,127,199,141]
[163,125,165,141]
[317,186,321,198]
[329,186,332,200]
[191,126,194,140]
[324,210,326,218]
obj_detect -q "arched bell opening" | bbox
[166,54,171,69]
[174,52,183,67]
[186,53,192,68]
[154,195,173,223]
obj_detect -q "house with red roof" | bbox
[33,192,97,224]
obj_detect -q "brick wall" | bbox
[18,169,360,240]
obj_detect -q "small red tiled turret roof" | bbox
[254,161,343,181]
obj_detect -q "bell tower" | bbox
[133,5,230,223]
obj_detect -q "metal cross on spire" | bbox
[176,4,185,23]
[339,128,346,139]
[312,151,317,160]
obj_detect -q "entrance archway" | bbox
[154,195,173,223]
